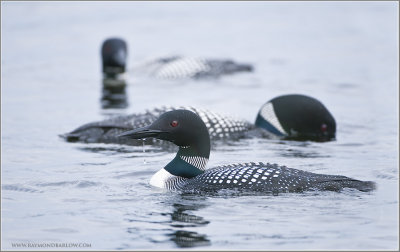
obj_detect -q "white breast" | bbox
[150,168,174,188]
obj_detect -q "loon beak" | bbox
[117,126,163,139]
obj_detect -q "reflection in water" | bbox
[216,138,331,159]
[76,145,143,154]
[279,148,329,158]
[168,203,210,228]
[124,195,211,248]
[166,198,211,248]
[75,140,174,155]
[272,140,331,159]
[168,230,211,248]
[101,76,128,109]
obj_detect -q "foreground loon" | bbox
[101,37,253,80]
[118,109,374,193]
[62,94,336,145]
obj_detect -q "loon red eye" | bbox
[321,123,327,132]
[170,120,179,127]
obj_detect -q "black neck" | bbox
[177,140,210,158]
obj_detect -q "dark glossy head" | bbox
[255,94,336,142]
[101,38,128,74]
[118,110,211,156]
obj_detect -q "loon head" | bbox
[119,110,211,179]
[101,38,128,74]
[119,109,210,154]
[255,94,336,142]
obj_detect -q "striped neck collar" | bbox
[164,146,209,178]
[179,155,208,171]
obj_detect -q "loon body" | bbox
[150,162,374,193]
[118,109,374,194]
[133,56,253,80]
[62,94,336,145]
[62,106,254,145]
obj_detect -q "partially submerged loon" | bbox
[118,109,374,194]
[62,94,336,145]
[101,37,252,80]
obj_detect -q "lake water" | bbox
[1,1,399,250]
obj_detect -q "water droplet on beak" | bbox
[142,139,146,164]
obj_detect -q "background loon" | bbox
[102,38,128,77]
[101,38,129,109]
[61,94,336,145]
[118,109,374,194]
[255,94,336,141]
[62,106,254,145]
[101,37,253,80]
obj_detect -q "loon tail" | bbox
[317,179,376,192]
[347,180,376,192]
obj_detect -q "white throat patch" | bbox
[259,102,286,135]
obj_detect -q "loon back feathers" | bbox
[134,56,253,80]
[155,57,211,79]
[62,106,253,145]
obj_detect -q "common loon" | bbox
[117,109,374,194]
[61,94,336,144]
[101,37,252,79]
